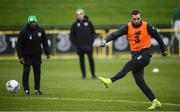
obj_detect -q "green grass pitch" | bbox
[0,57,180,111]
[0,0,179,26]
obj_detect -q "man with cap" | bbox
[70,8,96,79]
[16,15,50,95]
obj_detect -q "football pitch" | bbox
[0,56,180,111]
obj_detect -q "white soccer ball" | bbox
[152,68,160,73]
[6,80,20,93]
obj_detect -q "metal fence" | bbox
[0,28,180,58]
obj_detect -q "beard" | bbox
[132,21,142,28]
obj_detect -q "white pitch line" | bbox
[1,97,180,107]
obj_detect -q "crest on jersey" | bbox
[29,35,32,40]
[84,22,88,26]
[38,32,42,37]
[77,23,81,27]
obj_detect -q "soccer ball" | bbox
[6,80,20,93]
[152,68,160,73]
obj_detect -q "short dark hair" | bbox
[131,10,140,15]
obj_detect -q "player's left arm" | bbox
[147,24,167,56]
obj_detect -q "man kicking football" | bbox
[98,10,167,110]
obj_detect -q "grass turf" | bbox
[0,56,180,111]
[0,0,179,26]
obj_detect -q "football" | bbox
[152,68,160,73]
[6,80,20,93]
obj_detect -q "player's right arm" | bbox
[70,23,77,46]
[16,30,24,59]
[105,24,128,42]
[99,24,128,47]
[16,30,25,64]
